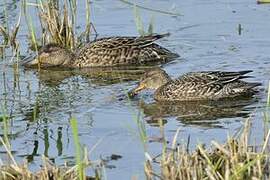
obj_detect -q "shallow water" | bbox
[0,0,270,179]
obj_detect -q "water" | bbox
[0,0,269,179]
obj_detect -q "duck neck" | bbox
[62,51,76,67]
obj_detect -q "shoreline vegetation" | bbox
[144,119,270,180]
[1,116,270,179]
[0,117,106,180]
[1,0,270,180]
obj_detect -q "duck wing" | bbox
[182,70,253,84]
[75,33,178,66]
[155,71,260,101]
[89,33,171,49]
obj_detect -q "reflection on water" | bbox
[26,66,159,86]
[1,0,270,179]
[140,98,257,128]
[13,65,163,165]
[18,125,65,164]
[0,0,19,23]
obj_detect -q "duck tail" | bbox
[238,70,253,75]
[152,33,170,39]
[141,33,170,42]
[246,82,262,89]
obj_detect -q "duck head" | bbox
[128,68,171,97]
[23,44,74,68]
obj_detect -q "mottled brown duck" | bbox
[129,68,261,101]
[23,33,179,68]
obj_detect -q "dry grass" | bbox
[0,159,103,180]
[0,145,103,180]
[0,120,104,180]
[144,119,270,180]
[23,0,94,50]
[0,159,89,180]
[37,0,76,49]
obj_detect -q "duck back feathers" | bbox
[155,70,260,101]
[73,33,179,67]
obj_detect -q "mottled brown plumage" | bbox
[23,33,179,68]
[129,68,261,101]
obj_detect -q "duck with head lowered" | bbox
[128,68,261,101]
[23,33,179,68]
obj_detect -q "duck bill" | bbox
[128,83,146,98]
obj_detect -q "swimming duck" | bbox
[23,33,179,68]
[129,68,261,101]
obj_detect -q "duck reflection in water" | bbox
[138,99,257,128]
[26,66,159,87]
[128,68,261,128]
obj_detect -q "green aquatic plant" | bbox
[70,117,85,180]
[0,0,21,55]
[257,0,270,3]
[1,107,10,148]
[130,0,181,36]
[267,80,270,107]
[133,5,155,36]
[0,117,103,180]
[120,0,181,16]
[22,0,39,66]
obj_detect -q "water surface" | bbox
[0,0,269,179]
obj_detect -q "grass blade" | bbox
[70,117,84,180]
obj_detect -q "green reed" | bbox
[133,5,155,36]
[0,1,21,54]
[0,74,10,147]
[69,0,77,28]
[3,0,9,30]
[120,0,182,16]
[70,117,85,180]
[0,116,101,179]
[125,92,148,153]
[257,0,270,3]
[1,107,10,148]
[77,0,93,45]
[267,80,270,107]
[2,0,9,44]
[22,0,39,51]
[84,0,91,43]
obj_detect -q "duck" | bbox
[128,68,261,101]
[23,33,179,68]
